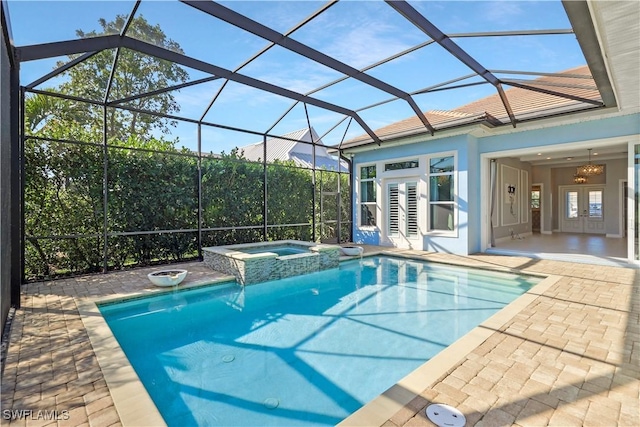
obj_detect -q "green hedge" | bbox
[24,139,350,280]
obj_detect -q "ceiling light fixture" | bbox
[573,173,588,184]
[576,149,604,176]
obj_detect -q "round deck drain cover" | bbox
[426,403,466,427]
[221,354,235,363]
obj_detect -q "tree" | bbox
[23,14,191,278]
[21,15,352,280]
[55,15,189,142]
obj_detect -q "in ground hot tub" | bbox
[202,240,341,285]
[239,244,309,257]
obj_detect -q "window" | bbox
[428,156,455,231]
[359,165,377,226]
[588,190,603,218]
[566,191,578,219]
[531,190,540,209]
[384,159,419,171]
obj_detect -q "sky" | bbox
[6,0,588,153]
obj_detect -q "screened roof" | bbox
[4,0,615,153]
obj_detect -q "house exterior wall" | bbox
[352,133,471,255]
[351,111,640,258]
[465,136,481,254]
[476,113,640,154]
[477,112,639,254]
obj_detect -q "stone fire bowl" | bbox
[340,246,364,256]
[147,269,188,287]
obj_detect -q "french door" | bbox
[385,179,421,249]
[560,186,605,234]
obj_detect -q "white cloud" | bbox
[482,1,525,25]
[321,25,413,69]
[287,1,421,69]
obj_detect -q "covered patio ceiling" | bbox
[2,0,618,151]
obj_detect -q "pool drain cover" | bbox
[263,398,279,409]
[221,354,235,363]
[426,403,466,427]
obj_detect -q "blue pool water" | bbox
[240,245,308,256]
[100,256,539,426]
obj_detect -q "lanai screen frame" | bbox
[2,0,614,300]
[17,87,354,279]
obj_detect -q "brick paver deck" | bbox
[1,250,638,426]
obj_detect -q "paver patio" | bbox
[1,249,638,426]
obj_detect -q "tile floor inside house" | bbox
[487,233,628,267]
[1,247,638,427]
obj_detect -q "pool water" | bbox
[240,245,308,256]
[100,256,539,426]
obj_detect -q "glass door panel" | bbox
[561,186,605,234]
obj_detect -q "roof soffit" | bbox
[562,0,617,108]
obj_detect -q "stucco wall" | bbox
[478,114,640,154]
[351,110,639,257]
[352,133,472,255]
[465,135,481,253]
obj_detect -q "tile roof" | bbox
[343,65,602,147]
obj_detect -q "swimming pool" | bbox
[99,256,540,426]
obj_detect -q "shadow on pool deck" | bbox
[374,253,639,427]
[0,249,638,427]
